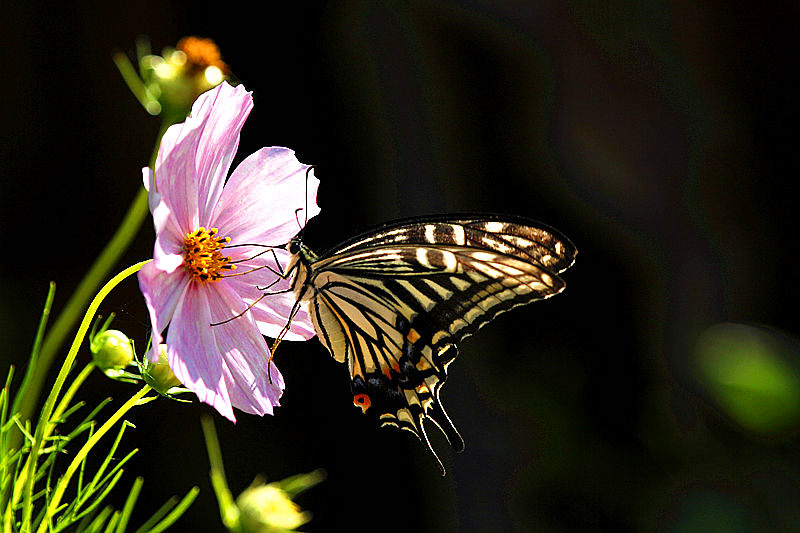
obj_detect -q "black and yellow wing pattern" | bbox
[288,214,576,473]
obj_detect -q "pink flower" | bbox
[138,82,320,421]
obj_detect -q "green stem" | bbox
[8,363,96,515]
[35,385,151,533]
[112,52,159,115]
[200,416,239,530]
[20,261,149,532]
[19,121,170,430]
[10,283,56,417]
[51,363,95,426]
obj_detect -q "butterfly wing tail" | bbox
[418,421,447,476]
[427,393,465,453]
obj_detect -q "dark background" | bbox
[2,2,799,531]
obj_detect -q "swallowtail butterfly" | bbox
[277,214,576,474]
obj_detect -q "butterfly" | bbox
[274,214,576,474]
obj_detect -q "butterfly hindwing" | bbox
[306,271,463,472]
[295,215,576,473]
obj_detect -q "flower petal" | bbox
[152,233,185,273]
[137,262,188,361]
[166,283,234,421]
[210,147,321,246]
[225,279,316,341]
[191,82,253,223]
[208,282,285,415]
[153,120,199,234]
[143,167,185,273]
[251,296,316,341]
[153,82,253,234]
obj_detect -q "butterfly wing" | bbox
[328,214,576,273]
[305,216,576,473]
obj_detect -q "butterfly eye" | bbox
[288,238,301,255]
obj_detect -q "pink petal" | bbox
[152,233,185,273]
[252,297,316,341]
[153,120,199,234]
[225,276,316,341]
[210,147,321,247]
[142,167,158,211]
[208,282,285,415]
[146,191,184,274]
[191,83,253,223]
[144,167,184,272]
[137,262,189,362]
[152,82,253,234]
[167,283,235,421]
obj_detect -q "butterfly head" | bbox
[285,230,318,267]
[287,232,303,256]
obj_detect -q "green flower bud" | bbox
[140,37,229,121]
[90,329,134,372]
[236,482,311,533]
[115,36,230,121]
[143,345,182,395]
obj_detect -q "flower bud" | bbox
[143,345,182,395]
[236,483,311,533]
[90,329,134,372]
[140,37,229,120]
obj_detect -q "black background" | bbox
[2,2,799,532]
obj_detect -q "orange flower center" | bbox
[183,227,235,283]
[177,36,228,73]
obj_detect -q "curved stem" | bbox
[20,261,149,532]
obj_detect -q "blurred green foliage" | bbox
[695,323,800,436]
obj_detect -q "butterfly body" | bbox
[282,215,576,473]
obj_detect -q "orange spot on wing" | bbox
[407,328,421,343]
[353,394,371,413]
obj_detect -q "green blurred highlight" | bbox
[694,323,800,435]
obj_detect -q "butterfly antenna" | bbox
[304,165,313,227]
[292,165,315,232]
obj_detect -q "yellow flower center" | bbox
[183,227,235,283]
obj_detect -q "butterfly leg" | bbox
[266,297,305,384]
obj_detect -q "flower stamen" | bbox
[183,227,235,283]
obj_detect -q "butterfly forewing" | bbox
[330,215,576,273]
[294,215,576,474]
